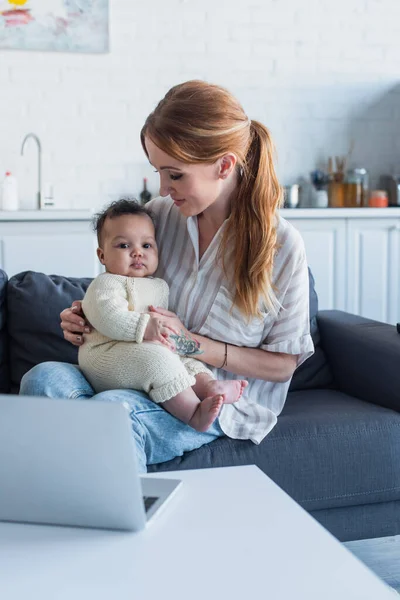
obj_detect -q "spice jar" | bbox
[369,190,388,208]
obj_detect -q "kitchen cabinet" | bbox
[347,218,400,324]
[1,208,399,325]
[0,211,100,278]
[282,208,400,324]
[287,218,346,311]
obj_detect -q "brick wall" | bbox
[1,0,400,209]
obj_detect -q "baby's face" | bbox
[97,214,158,278]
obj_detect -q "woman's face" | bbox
[144,136,228,217]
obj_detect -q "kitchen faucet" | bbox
[21,133,43,210]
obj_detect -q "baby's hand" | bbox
[143,315,177,350]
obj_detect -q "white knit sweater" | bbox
[81,273,169,344]
[78,273,211,400]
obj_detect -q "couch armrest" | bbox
[317,310,400,412]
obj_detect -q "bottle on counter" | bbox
[354,168,369,206]
[139,178,151,204]
[1,172,19,211]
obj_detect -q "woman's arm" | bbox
[193,333,298,382]
[148,307,297,382]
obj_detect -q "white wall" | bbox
[1,0,400,210]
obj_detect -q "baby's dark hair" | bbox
[93,198,155,246]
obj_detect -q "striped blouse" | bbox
[148,196,314,444]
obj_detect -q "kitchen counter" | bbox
[3,208,400,221]
[0,210,93,221]
[0,206,397,324]
[280,207,400,218]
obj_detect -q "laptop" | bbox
[0,395,182,531]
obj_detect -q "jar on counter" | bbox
[369,190,388,208]
[354,168,369,206]
[283,185,300,208]
[344,169,363,207]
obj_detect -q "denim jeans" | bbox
[19,362,225,472]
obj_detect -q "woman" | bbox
[20,80,314,472]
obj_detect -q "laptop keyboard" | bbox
[143,496,159,512]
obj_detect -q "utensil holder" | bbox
[328,182,345,208]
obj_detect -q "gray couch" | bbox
[1,268,400,542]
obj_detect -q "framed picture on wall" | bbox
[0,0,109,53]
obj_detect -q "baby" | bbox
[78,199,247,432]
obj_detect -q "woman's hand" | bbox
[60,301,91,346]
[143,314,178,350]
[149,306,203,357]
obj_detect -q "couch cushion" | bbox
[8,267,332,393]
[289,268,334,391]
[0,269,9,392]
[8,271,92,393]
[149,389,400,512]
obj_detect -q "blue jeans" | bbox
[19,362,225,473]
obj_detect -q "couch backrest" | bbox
[288,268,334,392]
[8,272,91,393]
[7,269,333,394]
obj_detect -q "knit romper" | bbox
[78,273,212,403]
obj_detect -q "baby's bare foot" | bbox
[206,379,248,404]
[189,395,223,432]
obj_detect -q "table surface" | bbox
[0,465,395,599]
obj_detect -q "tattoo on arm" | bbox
[170,329,203,356]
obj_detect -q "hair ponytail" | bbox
[220,120,283,319]
[141,81,283,319]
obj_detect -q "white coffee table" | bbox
[0,465,395,599]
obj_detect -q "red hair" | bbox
[141,81,283,318]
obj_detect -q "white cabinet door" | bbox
[286,219,347,310]
[347,219,400,324]
[0,233,99,278]
[0,219,100,278]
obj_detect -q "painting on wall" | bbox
[0,1,109,53]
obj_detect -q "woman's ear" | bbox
[219,153,237,179]
[97,247,105,265]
